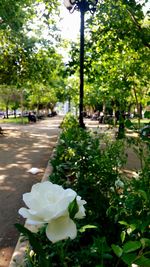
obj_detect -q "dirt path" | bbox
[0,117,62,267]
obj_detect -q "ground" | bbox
[0,117,141,267]
[0,117,62,267]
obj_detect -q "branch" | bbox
[126,8,150,49]
[126,8,141,31]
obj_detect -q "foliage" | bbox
[51,115,150,266]
[0,0,66,115]
[15,223,51,267]
[16,114,150,266]
[0,0,60,32]
[0,32,66,113]
[125,97,150,142]
[109,162,150,266]
[67,0,150,117]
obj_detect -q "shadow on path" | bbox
[0,117,63,267]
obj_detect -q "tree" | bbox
[0,0,60,32]
[0,85,20,118]
[0,0,66,116]
[65,0,150,136]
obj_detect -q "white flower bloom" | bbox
[115,179,124,189]
[19,181,86,243]
[29,250,34,257]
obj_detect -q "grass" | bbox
[131,118,150,129]
[0,116,28,124]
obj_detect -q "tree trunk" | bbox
[6,105,9,119]
[21,92,24,124]
[37,102,40,117]
[14,110,16,118]
[132,87,141,128]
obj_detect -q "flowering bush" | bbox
[16,115,150,266]
[47,115,150,266]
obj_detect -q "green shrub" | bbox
[22,114,150,267]
[48,115,128,265]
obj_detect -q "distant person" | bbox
[28,112,36,123]
[92,111,98,120]
[28,112,32,123]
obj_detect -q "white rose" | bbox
[19,181,86,243]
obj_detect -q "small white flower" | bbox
[133,172,139,180]
[29,250,35,257]
[19,181,86,243]
[115,179,124,189]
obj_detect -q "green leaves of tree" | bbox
[67,0,150,114]
[0,0,60,32]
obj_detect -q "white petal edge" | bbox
[18,208,44,225]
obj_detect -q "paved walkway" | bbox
[0,116,63,267]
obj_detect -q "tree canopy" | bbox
[0,0,149,117]
[0,0,68,115]
[67,0,150,116]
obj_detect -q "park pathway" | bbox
[0,116,63,267]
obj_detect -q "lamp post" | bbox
[64,0,98,128]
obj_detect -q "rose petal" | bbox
[75,205,86,219]
[26,219,44,225]
[46,216,77,243]
[65,188,77,202]
[18,208,44,225]
[75,197,86,219]
[23,182,53,209]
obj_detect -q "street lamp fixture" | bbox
[64,0,98,128]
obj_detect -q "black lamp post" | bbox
[64,0,98,128]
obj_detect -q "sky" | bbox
[26,2,80,43]
[59,4,80,41]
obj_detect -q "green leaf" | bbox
[140,238,150,249]
[15,224,44,256]
[103,253,113,259]
[111,244,123,257]
[125,119,134,129]
[121,252,137,265]
[79,224,97,233]
[134,256,150,267]
[119,221,129,226]
[121,231,126,243]
[127,224,136,235]
[68,197,79,220]
[137,190,148,201]
[144,111,150,119]
[123,241,141,253]
[15,224,51,267]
